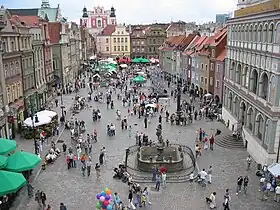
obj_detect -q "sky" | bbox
[2,0,237,24]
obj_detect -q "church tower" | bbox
[81,6,88,27]
[109,6,117,25]
[41,0,50,8]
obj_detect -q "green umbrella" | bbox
[132,75,146,83]
[0,138,17,155]
[0,170,26,196]
[140,58,150,63]
[132,58,141,63]
[5,151,41,172]
[108,63,117,67]
[0,155,8,169]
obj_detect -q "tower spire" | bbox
[41,0,50,8]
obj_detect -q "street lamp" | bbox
[176,80,182,125]
[125,148,130,169]
[30,113,39,155]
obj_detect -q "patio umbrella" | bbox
[0,138,17,155]
[109,63,117,67]
[140,58,150,63]
[0,170,26,196]
[132,58,141,63]
[132,75,146,83]
[120,64,128,68]
[5,151,41,172]
[0,155,8,169]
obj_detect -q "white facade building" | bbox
[222,1,280,165]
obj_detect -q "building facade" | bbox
[166,21,186,37]
[110,24,130,57]
[96,25,115,58]
[82,6,117,36]
[146,26,166,58]
[216,14,231,24]
[222,0,280,165]
[214,50,226,103]
[1,10,24,138]
[130,27,147,58]
[0,8,9,138]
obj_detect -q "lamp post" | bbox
[176,80,182,125]
[125,148,130,169]
[30,113,39,155]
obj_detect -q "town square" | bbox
[0,0,280,210]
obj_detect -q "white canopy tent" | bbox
[268,163,280,177]
[36,110,57,118]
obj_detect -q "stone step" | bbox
[215,134,245,150]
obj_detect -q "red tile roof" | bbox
[183,36,207,55]
[48,22,61,44]
[16,15,41,26]
[101,25,116,36]
[216,48,227,61]
[210,28,227,47]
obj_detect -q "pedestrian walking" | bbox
[274,185,280,202]
[236,176,243,194]
[162,172,167,188]
[35,190,42,207]
[155,174,161,191]
[189,172,194,185]
[86,157,92,176]
[246,155,252,170]
[81,163,86,176]
[95,163,101,179]
[223,189,230,210]
[207,166,212,184]
[40,191,47,207]
[243,176,249,194]
[60,203,67,210]
[209,135,214,150]
[128,190,136,209]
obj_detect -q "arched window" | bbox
[268,23,274,43]
[262,24,268,43]
[257,24,262,42]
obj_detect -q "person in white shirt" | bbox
[259,176,266,191]
[189,173,194,185]
[161,172,167,188]
[274,185,280,202]
[206,192,216,209]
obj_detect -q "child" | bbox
[141,192,146,207]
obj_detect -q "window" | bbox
[132,48,135,52]
[125,46,128,51]
[201,64,204,70]
[212,49,215,57]
[106,38,109,43]
[149,47,152,52]
[6,87,10,103]
[117,46,120,51]
[216,80,220,88]
[200,77,204,84]
[205,64,208,71]
[141,41,144,45]
[11,41,15,51]
[4,64,8,77]
[121,46,124,51]
[210,77,213,86]
[113,38,116,43]
[97,20,102,27]
[211,63,214,70]
[117,38,120,43]
[121,31,124,34]
[204,78,208,85]
[121,38,124,42]
[17,82,21,98]
[125,38,127,42]
[114,46,116,51]
[217,64,220,72]
[24,38,27,49]
[15,61,19,73]
[137,41,140,45]
[142,47,145,52]
[153,39,156,44]
[106,47,109,51]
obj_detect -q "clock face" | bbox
[97,9,101,13]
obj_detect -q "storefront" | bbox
[0,116,8,138]
[8,99,25,138]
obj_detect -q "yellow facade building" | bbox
[110,24,130,57]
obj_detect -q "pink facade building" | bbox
[82,6,117,36]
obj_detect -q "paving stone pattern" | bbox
[14,81,279,210]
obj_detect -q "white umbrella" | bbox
[109,60,118,65]
[36,110,57,118]
[204,93,212,97]
[145,103,157,108]
[23,116,52,128]
[120,64,128,68]
[93,74,101,78]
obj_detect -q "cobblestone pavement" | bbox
[15,81,279,210]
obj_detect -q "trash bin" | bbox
[257,163,262,170]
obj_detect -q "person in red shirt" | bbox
[160,165,167,174]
